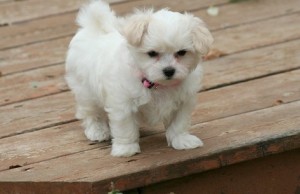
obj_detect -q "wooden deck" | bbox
[0,0,300,193]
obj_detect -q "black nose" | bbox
[163,67,176,78]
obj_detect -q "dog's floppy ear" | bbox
[122,10,152,46]
[191,17,214,56]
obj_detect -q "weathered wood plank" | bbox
[0,92,75,139]
[195,69,300,124]
[1,67,300,139]
[0,99,299,193]
[0,0,13,3]
[0,0,137,25]
[0,0,299,193]
[0,69,299,172]
[1,0,298,51]
[141,149,300,194]
[0,0,12,3]
[0,121,102,172]
[0,0,227,25]
[0,182,93,194]
[109,0,227,17]
[1,38,299,107]
[1,12,299,76]
[0,0,227,50]
[212,12,300,54]
[0,13,77,50]
[194,0,300,31]
[202,38,300,90]
[0,64,66,106]
[0,37,71,75]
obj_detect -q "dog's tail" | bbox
[77,0,116,33]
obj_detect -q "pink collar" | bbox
[142,77,182,89]
[142,78,159,89]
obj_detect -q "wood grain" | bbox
[1,13,300,76]
[0,0,227,25]
[0,0,136,25]
[0,99,299,193]
[109,0,227,16]
[0,0,299,193]
[212,12,300,54]
[8,64,102,106]
[2,38,299,107]
[0,0,13,3]
[0,182,93,194]
[1,0,299,50]
[0,70,299,172]
[195,69,300,124]
[141,149,300,194]
[0,121,104,172]
[194,0,300,31]
[0,0,227,50]
[0,92,75,139]
[0,64,66,106]
[202,38,300,90]
[1,68,299,139]
[0,37,70,75]
[0,13,77,50]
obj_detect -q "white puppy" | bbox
[66,0,213,157]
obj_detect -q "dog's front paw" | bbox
[111,143,141,157]
[170,133,203,150]
[84,123,110,142]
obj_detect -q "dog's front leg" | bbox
[165,98,203,150]
[108,111,140,157]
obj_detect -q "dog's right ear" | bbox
[122,10,152,47]
[191,17,214,56]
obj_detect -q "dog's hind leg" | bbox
[76,104,110,142]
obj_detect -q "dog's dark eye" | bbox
[176,50,187,57]
[147,51,159,58]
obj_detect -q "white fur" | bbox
[66,0,213,157]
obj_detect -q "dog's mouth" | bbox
[142,77,181,89]
[142,78,157,89]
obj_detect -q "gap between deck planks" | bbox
[0,99,299,193]
[0,0,298,153]
[1,0,299,51]
[1,0,298,110]
[0,0,139,25]
[1,38,300,107]
[0,0,227,25]
[0,69,299,171]
[1,11,300,76]
[1,58,300,138]
[0,0,299,149]
[0,0,300,192]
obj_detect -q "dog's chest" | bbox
[137,91,181,126]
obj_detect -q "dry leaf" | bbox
[203,49,227,61]
[274,99,284,105]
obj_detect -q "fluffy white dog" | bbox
[66,0,213,157]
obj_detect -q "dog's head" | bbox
[122,9,213,86]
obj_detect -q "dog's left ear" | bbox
[122,11,152,47]
[191,17,214,56]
